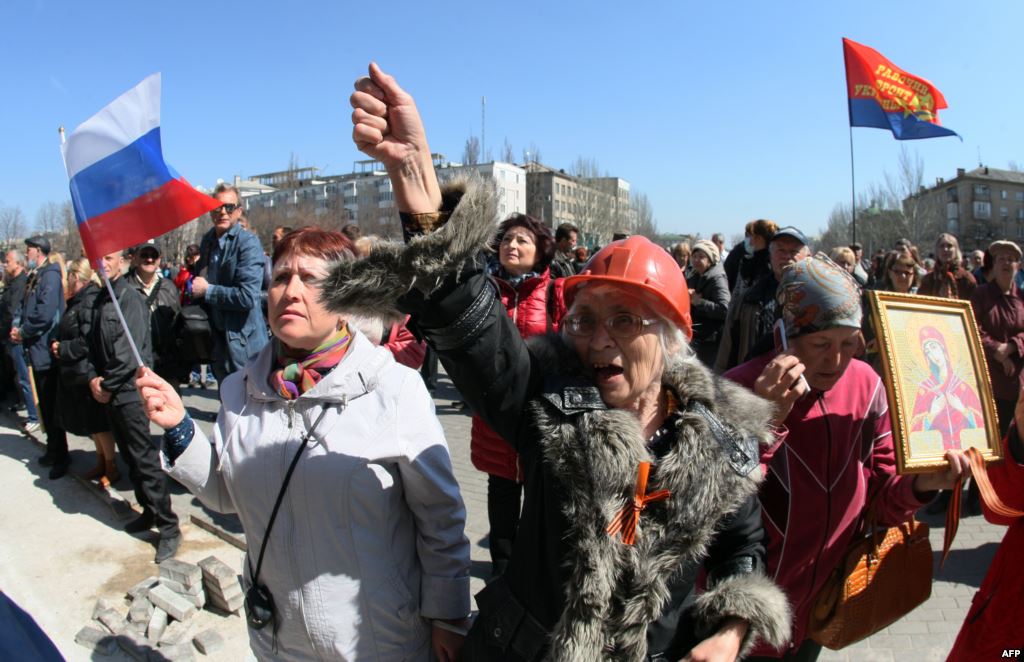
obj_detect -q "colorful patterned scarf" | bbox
[270,327,352,400]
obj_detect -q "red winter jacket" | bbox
[726,353,927,656]
[470,269,566,480]
[948,429,1024,660]
[383,316,426,370]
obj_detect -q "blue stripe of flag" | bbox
[849,98,958,141]
[68,127,174,223]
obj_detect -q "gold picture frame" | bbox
[868,291,1003,474]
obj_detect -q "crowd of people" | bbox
[2,62,1021,661]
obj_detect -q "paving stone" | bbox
[158,620,191,647]
[184,588,206,609]
[129,597,154,623]
[118,631,151,661]
[92,596,121,619]
[912,633,954,648]
[926,620,958,634]
[197,556,235,582]
[156,640,195,661]
[886,620,931,635]
[74,625,118,655]
[208,591,244,613]
[841,650,892,662]
[865,634,912,650]
[192,628,225,655]
[204,579,242,602]
[159,559,202,589]
[147,607,168,643]
[128,576,160,602]
[160,577,203,596]
[126,620,149,636]
[96,607,127,634]
[149,584,198,622]
[940,608,967,622]
[924,597,958,610]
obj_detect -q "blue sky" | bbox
[1,1,1020,241]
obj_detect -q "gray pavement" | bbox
[15,369,1009,660]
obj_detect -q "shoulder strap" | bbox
[247,405,331,585]
[146,279,162,309]
[687,400,759,476]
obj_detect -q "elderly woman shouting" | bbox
[326,63,791,661]
[136,227,471,661]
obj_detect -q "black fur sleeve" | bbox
[416,268,543,451]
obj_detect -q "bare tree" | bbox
[0,205,26,253]
[59,201,83,258]
[570,156,606,178]
[501,138,515,163]
[462,136,480,165]
[630,190,657,239]
[521,143,542,166]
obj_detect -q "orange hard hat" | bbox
[563,236,692,338]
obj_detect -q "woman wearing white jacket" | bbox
[136,227,471,661]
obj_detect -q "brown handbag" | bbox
[807,509,932,650]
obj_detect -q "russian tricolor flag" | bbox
[61,74,219,262]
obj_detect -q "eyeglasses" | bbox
[563,312,658,339]
[211,203,239,215]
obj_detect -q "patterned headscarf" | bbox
[776,252,862,339]
[270,326,353,400]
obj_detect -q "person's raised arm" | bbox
[351,62,441,214]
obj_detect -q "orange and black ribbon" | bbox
[606,462,671,546]
[941,447,1024,567]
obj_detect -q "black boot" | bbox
[124,513,155,534]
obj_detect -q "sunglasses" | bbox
[212,203,240,215]
[138,251,159,261]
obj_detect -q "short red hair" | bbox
[272,226,355,266]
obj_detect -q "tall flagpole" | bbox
[849,125,857,246]
[59,126,145,369]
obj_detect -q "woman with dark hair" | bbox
[136,226,470,660]
[880,250,921,294]
[863,250,922,372]
[476,213,566,576]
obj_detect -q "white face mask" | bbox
[27,259,37,269]
[743,237,753,255]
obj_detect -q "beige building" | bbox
[238,157,526,238]
[524,163,633,245]
[906,166,1024,250]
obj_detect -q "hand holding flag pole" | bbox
[59,74,220,370]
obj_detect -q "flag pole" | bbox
[96,265,146,369]
[849,125,857,246]
[59,126,145,370]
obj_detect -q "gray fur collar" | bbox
[526,335,789,660]
[320,176,497,320]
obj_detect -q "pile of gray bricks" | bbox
[198,555,244,614]
[74,556,240,659]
